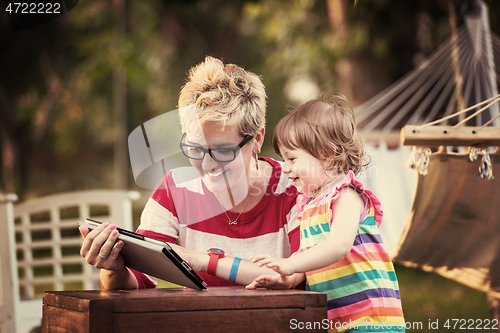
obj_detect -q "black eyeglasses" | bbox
[179,133,254,163]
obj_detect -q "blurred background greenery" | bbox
[1,0,499,329]
[2,0,499,200]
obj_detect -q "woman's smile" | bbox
[205,168,227,179]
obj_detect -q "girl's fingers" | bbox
[249,254,270,262]
[255,276,272,283]
[252,257,274,267]
[255,277,275,288]
[245,280,259,290]
[259,259,275,267]
[269,265,282,275]
[246,275,284,290]
[246,276,270,290]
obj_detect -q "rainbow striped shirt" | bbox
[298,171,405,333]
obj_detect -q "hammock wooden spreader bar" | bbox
[401,125,500,147]
[401,94,500,147]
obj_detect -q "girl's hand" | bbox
[250,254,295,276]
[79,222,125,272]
[245,274,295,290]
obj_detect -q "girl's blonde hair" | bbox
[272,95,368,175]
[178,56,266,136]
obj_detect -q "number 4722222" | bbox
[443,319,498,330]
[5,2,61,14]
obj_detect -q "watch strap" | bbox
[207,253,220,275]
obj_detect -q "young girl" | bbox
[246,96,405,333]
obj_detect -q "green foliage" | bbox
[1,0,500,197]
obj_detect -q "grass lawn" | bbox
[395,264,493,332]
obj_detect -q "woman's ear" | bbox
[253,127,265,152]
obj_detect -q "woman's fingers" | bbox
[88,225,118,260]
[79,222,125,274]
[98,239,125,271]
[80,222,123,268]
[107,240,125,260]
[96,228,119,259]
[79,225,90,238]
[80,222,109,258]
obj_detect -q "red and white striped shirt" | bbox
[135,157,300,287]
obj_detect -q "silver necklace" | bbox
[218,193,252,225]
[216,165,259,225]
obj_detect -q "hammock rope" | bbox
[416,94,500,129]
[355,2,500,132]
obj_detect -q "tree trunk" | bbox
[112,0,128,189]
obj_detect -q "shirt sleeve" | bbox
[130,269,158,289]
[137,174,180,240]
[284,186,301,255]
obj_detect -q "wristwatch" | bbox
[207,248,225,275]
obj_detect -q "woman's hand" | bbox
[79,222,125,272]
[250,253,295,276]
[168,243,209,273]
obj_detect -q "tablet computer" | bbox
[78,218,207,291]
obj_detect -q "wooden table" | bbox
[42,287,328,332]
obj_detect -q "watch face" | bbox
[209,248,224,254]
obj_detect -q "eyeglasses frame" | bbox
[179,133,254,163]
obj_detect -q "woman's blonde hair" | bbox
[178,56,266,136]
[272,95,369,175]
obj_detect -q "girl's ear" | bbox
[323,158,337,172]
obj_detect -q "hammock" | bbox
[393,148,500,297]
[393,91,500,300]
[354,1,500,315]
[354,1,500,131]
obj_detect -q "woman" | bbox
[79,56,300,289]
